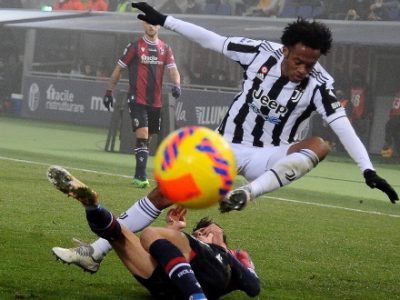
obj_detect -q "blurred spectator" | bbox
[115,0,135,12]
[179,65,194,85]
[345,8,361,20]
[348,0,373,20]
[54,0,85,10]
[245,0,280,16]
[368,0,390,20]
[86,0,108,11]
[186,0,203,14]
[95,59,110,81]
[70,60,83,76]
[81,61,94,77]
[349,72,372,147]
[53,0,68,10]
[381,89,400,158]
[367,0,400,20]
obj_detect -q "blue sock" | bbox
[85,206,121,240]
[134,147,148,180]
[149,239,206,299]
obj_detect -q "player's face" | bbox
[193,224,224,244]
[143,22,160,39]
[282,43,321,82]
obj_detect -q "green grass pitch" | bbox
[0,116,399,299]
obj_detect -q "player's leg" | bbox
[134,127,150,187]
[48,165,158,278]
[51,169,173,272]
[381,118,394,157]
[392,116,400,157]
[129,101,150,188]
[140,227,207,300]
[220,137,329,212]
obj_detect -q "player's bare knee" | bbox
[311,136,330,160]
[292,136,329,161]
[140,227,160,251]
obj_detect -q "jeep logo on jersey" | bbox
[252,88,288,116]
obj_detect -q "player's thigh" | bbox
[147,107,161,135]
[129,103,149,131]
[140,227,192,258]
[110,226,156,279]
[232,143,290,181]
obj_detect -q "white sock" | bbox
[90,197,161,260]
[249,149,319,198]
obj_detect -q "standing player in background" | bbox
[131,2,398,211]
[103,21,181,188]
[348,72,372,148]
[381,89,400,158]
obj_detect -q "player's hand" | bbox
[363,169,398,204]
[166,206,187,230]
[229,249,255,270]
[171,85,181,99]
[103,90,113,111]
[132,2,167,26]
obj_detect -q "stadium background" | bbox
[1,1,400,156]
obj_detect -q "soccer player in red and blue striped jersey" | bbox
[104,22,181,188]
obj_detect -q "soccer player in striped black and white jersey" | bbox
[50,3,398,274]
[132,2,398,212]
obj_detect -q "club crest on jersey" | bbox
[290,89,304,103]
[256,66,269,80]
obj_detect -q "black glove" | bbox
[132,2,167,26]
[103,90,113,111]
[363,169,399,204]
[171,85,181,99]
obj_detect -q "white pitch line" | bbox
[1,155,399,218]
[262,196,400,218]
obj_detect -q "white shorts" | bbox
[231,143,291,181]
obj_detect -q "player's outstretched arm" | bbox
[364,169,399,204]
[132,2,226,53]
[329,117,398,204]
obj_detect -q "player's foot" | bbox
[132,178,150,188]
[219,186,252,213]
[52,238,102,273]
[47,165,98,206]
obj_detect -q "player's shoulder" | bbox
[260,40,282,52]
[309,62,334,86]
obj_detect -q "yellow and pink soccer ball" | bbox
[154,126,236,209]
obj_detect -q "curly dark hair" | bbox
[281,18,332,55]
[192,217,227,245]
